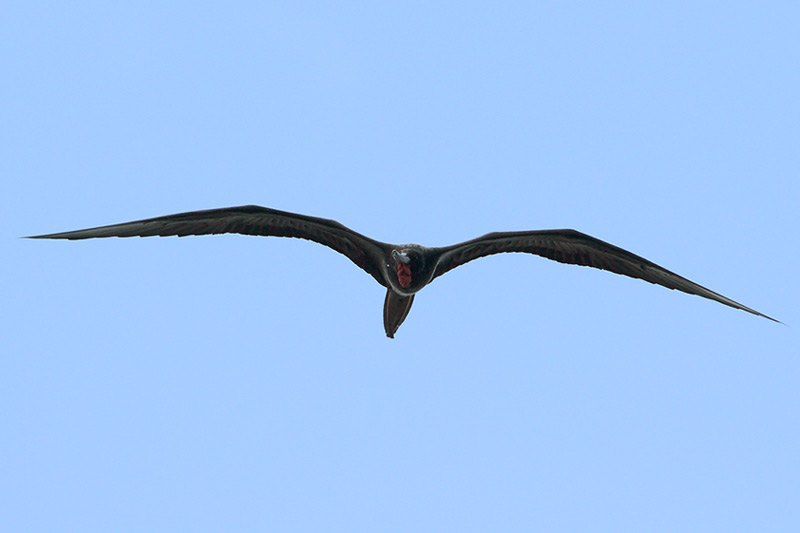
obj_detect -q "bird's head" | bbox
[388,246,430,294]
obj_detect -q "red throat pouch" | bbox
[396,262,412,288]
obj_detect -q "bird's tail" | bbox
[383,289,415,338]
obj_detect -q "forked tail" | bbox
[383,289,415,338]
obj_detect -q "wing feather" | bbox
[433,229,778,322]
[28,205,390,286]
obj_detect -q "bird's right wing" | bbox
[432,229,778,322]
[28,205,390,286]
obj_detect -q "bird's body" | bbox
[29,205,778,337]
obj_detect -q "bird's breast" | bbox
[396,262,413,288]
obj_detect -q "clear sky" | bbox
[2,2,798,531]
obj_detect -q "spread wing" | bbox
[28,205,390,286]
[432,229,778,322]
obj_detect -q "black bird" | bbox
[28,205,778,337]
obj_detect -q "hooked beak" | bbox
[392,250,411,264]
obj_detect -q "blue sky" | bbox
[2,2,798,531]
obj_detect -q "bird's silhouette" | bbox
[29,205,778,337]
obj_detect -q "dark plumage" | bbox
[28,205,778,337]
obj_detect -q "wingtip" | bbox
[24,231,64,239]
[763,314,786,326]
[742,308,782,325]
[23,232,79,240]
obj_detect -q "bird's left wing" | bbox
[431,229,778,322]
[28,205,390,286]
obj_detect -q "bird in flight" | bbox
[29,205,777,337]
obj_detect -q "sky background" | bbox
[2,2,798,531]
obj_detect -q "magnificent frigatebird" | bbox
[28,205,778,337]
